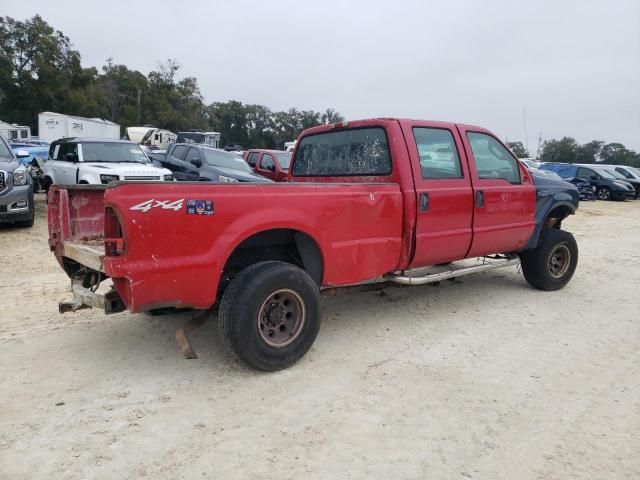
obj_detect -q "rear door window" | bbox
[413,128,462,179]
[292,127,391,176]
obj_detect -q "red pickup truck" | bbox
[244,149,292,182]
[49,118,579,371]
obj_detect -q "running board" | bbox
[384,256,520,286]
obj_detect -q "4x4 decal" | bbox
[129,199,184,212]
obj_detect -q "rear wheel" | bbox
[218,261,321,371]
[520,229,578,291]
[596,186,612,201]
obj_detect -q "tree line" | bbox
[506,138,640,167]
[0,15,343,149]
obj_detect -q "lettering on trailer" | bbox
[129,199,184,212]
[72,122,83,131]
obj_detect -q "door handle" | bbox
[476,190,485,208]
[419,192,429,211]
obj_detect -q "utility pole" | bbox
[523,105,529,154]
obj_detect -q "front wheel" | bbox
[519,229,578,291]
[218,261,321,371]
[596,186,612,201]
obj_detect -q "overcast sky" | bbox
[6,0,640,151]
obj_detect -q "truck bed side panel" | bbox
[102,182,403,312]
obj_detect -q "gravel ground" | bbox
[1,194,639,479]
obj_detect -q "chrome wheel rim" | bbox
[257,289,305,347]
[548,244,571,279]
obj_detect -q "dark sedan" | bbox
[540,163,634,201]
[155,144,271,183]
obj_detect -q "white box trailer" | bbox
[38,112,120,143]
[0,121,31,142]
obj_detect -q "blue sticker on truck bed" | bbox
[186,200,214,215]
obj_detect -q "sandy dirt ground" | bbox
[0,194,639,479]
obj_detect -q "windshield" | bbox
[0,137,12,159]
[82,142,149,163]
[595,168,616,179]
[603,168,628,180]
[629,167,640,177]
[202,149,251,171]
[276,153,292,169]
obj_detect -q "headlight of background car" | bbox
[100,174,119,184]
[218,175,239,183]
[13,167,28,186]
[163,174,174,181]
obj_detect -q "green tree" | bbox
[540,137,579,163]
[505,141,529,158]
[0,15,90,131]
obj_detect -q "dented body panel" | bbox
[48,118,577,314]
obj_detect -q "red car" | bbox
[244,149,291,182]
[49,118,580,371]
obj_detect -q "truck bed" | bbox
[49,182,405,312]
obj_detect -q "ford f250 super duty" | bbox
[48,119,580,371]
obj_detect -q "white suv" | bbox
[44,138,173,187]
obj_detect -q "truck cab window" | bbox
[413,128,462,179]
[260,154,275,171]
[247,152,258,167]
[186,148,201,164]
[467,132,520,183]
[171,145,188,161]
[292,127,391,176]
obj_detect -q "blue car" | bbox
[10,144,49,167]
[540,163,635,201]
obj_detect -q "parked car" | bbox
[593,166,640,199]
[540,163,634,201]
[244,149,292,181]
[0,136,34,227]
[607,164,640,183]
[11,144,49,167]
[158,143,271,183]
[49,118,579,371]
[43,138,173,188]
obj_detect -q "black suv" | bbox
[156,144,270,183]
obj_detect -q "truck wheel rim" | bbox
[257,289,305,347]
[548,244,571,279]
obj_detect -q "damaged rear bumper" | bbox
[59,281,125,314]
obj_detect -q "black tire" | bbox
[218,261,321,371]
[14,192,35,228]
[520,229,578,291]
[596,186,612,201]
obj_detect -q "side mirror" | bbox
[15,150,30,158]
[190,159,202,168]
[64,153,78,162]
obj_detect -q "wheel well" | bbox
[221,229,323,290]
[543,205,573,229]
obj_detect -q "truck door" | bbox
[457,126,536,257]
[400,122,474,267]
[257,153,277,180]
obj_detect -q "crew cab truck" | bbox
[48,119,580,371]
